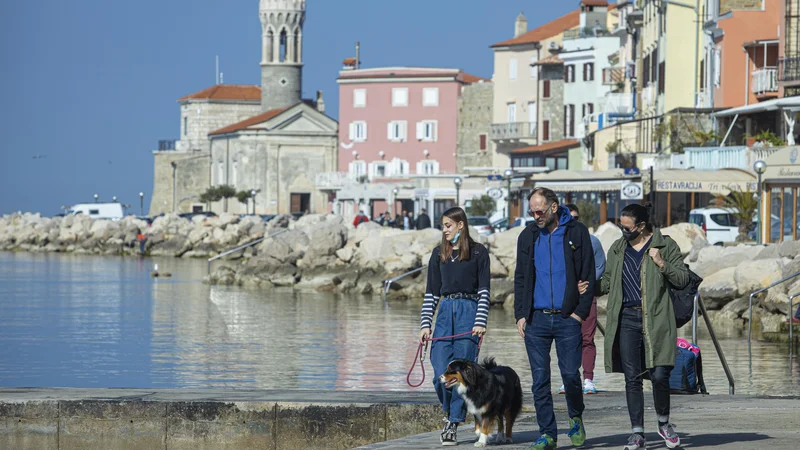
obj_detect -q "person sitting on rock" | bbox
[419,207,490,446]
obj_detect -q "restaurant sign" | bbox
[655,180,758,193]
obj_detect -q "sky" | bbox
[0,0,581,216]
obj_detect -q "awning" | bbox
[653,169,757,195]
[763,146,800,181]
[528,169,640,192]
[713,97,800,118]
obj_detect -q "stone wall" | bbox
[456,82,494,171]
[261,64,303,112]
[176,100,262,153]
[541,65,565,143]
[150,152,211,216]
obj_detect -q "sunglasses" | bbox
[618,222,643,233]
[528,203,556,218]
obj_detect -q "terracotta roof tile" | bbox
[510,139,580,154]
[462,73,490,84]
[582,0,610,7]
[208,107,289,136]
[179,84,261,102]
[343,57,357,65]
[491,4,616,48]
[532,54,564,66]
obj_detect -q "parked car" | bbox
[179,211,217,220]
[509,216,536,229]
[492,217,508,232]
[67,203,125,221]
[688,207,739,245]
[469,216,494,236]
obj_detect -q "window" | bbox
[583,63,595,81]
[507,103,517,122]
[349,160,366,178]
[658,61,665,94]
[89,209,99,215]
[699,59,705,91]
[349,121,367,142]
[183,117,188,136]
[392,87,408,106]
[643,54,651,85]
[651,49,658,85]
[543,80,551,98]
[582,103,594,118]
[542,120,550,141]
[387,121,407,142]
[479,134,487,151]
[391,158,410,176]
[565,65,575,82]
[509,59,518,80]
[710,213,732,227]
[354,89,366,108]
[371,162,387,178]
[417,160,440,175]
[423,88,439,106]
[564,104,575,137]
[417,120,438,142]
[714,48,721,87]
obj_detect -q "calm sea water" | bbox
[0,252,797,395]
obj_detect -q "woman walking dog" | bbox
[419,207,491,446]
[596,204,689,450]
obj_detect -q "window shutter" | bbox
[363,123,368,141]
[543,80,551,98]
[416,122,424,140]
[479,134,487,150]
[401,121,407,141]
[543,120,550,141]
[349,123,355,141]
[388,122,394,140]
[432,121,438,142]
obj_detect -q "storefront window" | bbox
[784,188,795,242]
[770,188,782,243]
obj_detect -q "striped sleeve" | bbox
[474,247,491,329]
[420,249,441,329]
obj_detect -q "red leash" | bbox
[406,331,484,388]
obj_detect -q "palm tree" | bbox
[722,190,758,241]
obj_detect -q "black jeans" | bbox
[619,308,672,429]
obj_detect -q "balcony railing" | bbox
[778,56,800,83]
[563,26,613,40]
[684,146,781,171]
[157,140,177,151]
[752,67,778,95]
[603,93,635,115]
[490,122,537,140]
[602,67,626,86]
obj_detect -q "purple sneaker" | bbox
[658,423,680,448]
[623,433,646,450]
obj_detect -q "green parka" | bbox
[599,228,689,373]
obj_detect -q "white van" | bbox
[688,207,739,245]
[68,203,126,221]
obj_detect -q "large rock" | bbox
[303,218,348,260]
[257,230,308,263]
[698,267,738,309]
[690,244,754,279]
[489,253,508,278]
[762,291,793,315]
[734,258,784,296]
[661,223,706,255]
[778,239,800,259]
[594,222,622,255]
[759,312,785,333]
[755,244,781,260]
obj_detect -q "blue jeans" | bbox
[430,298,480,423]
[524,310,584,438]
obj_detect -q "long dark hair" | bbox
[620,203,654,233]
[439,207,475,263]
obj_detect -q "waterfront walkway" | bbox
[357,393,800,449]
[1,388,798,449]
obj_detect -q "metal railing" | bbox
[747,271,800,344]
[490,122,537,140]
[563,26,613,40]
[206,228,288,274]
[693,293,735,395]
[752,68,778,95]
[382,266,427,301]
[778,56,800,82]
[789,291,800,360]
[158,139,177,151]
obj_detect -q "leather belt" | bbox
[445,293,477,300]
[537,309,562,315]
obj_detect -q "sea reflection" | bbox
[0,251,797,395]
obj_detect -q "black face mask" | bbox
[622,229,641,242]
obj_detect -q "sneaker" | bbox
[557,384,566,394]
[623,433,646,450]
[528,434,557,450]
[568,416,586,447]
[658,423,680,449]
[440,419,458,446]
[584,378,598,394]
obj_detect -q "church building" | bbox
[149,0,338,216]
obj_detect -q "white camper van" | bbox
[68,203,126,220]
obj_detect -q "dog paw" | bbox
[475,428,482,437]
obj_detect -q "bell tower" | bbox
[259,0,305,112]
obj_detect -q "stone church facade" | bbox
[149,0,338,216]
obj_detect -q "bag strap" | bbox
[695,351,708,395]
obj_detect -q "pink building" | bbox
[337,66,485,180]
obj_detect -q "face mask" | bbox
[450,232,460,244]
[622,227,641,242]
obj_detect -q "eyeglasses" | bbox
[528,203,555,218]
[619,222,642,233]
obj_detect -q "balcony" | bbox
[778,56,800,84]
[752,67,778,96]
[157,139,177,151]
[684,146,780,171]
[562,26,613,40]
[490,122,537,141]
[602,67,625,86]
[603,93,635,116]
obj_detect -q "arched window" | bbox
[266,29,274,62]
[279,29,288,63]
[293,32,300,63]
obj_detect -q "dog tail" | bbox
[480,357,497,370]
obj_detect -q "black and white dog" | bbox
[439,357,523,447]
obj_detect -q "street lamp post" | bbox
[392,187,399,216]
[251,189,257,215]
[753,160,767,245]
[139,192,144,216]
[93,194,99,203]
[453,177,462,207]
[504,169,514,229]
[112,196,117,203]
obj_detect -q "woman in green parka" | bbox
[597,204,689,450]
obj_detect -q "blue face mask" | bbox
[450,232,460,244]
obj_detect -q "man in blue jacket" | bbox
[514,188,596,450]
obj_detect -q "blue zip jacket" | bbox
[533,206,573,310]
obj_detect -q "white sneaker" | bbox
[584,379,597,394]
[557,384,566,394]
